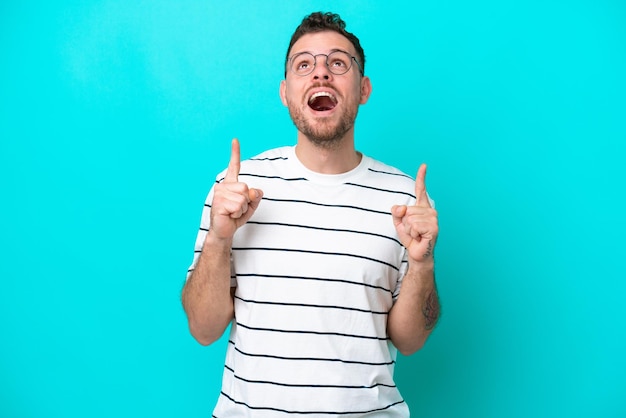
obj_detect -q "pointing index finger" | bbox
[415,163,431,208]
[224,138,241,183]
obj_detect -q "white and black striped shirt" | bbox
[188,146,425,417]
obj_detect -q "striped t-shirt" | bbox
[188,146,421,417]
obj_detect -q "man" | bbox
[182,11,440,417]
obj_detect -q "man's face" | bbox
[280,31,371,148]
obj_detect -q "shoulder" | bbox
[247,146,292,161]
[360,156,434,207]
[362,156,416,190]
[241,146,292,169]
[215,146,293,181]
[366,157,414,180]
[239,146,294,176]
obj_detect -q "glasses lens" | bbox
[327,51,352,75]
[291,53,315,76]
[289,51,356,76]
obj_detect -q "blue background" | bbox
[1,1,625,417]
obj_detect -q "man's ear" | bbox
[279,79,288,106]
[360,76,372,105]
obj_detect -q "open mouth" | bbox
[308,91,337,112]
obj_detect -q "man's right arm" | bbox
[182,233,235,346]
[181,139,263,346]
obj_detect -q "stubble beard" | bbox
[287,98,358,150]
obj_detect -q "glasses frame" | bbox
[287,50,364,77]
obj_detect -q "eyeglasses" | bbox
[287,50,363,76]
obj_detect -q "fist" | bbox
[209,139,263,240]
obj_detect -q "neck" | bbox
[295,132,361,174]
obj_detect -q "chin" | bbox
[292,111,355,144]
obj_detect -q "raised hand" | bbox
[391,164,438,263]
[209,139,263,241]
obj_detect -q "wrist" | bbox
[406,258,435,276]
[204,229,233,251]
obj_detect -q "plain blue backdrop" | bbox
[1,1,625,417]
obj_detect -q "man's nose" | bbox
[312,56,332,80]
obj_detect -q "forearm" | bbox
[182,232,235,346]
[387,260,440,356]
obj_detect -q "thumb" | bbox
[248,188,263,210]
[391,205,407,224]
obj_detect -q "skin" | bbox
[279,32,372,174]
[182,31,440,353]
[388,163,440,354]
[181,138,262,345]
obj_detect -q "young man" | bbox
[182,11,440,417]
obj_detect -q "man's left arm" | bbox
[387,164,441,356]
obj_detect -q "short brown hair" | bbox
[285,12,365,77]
